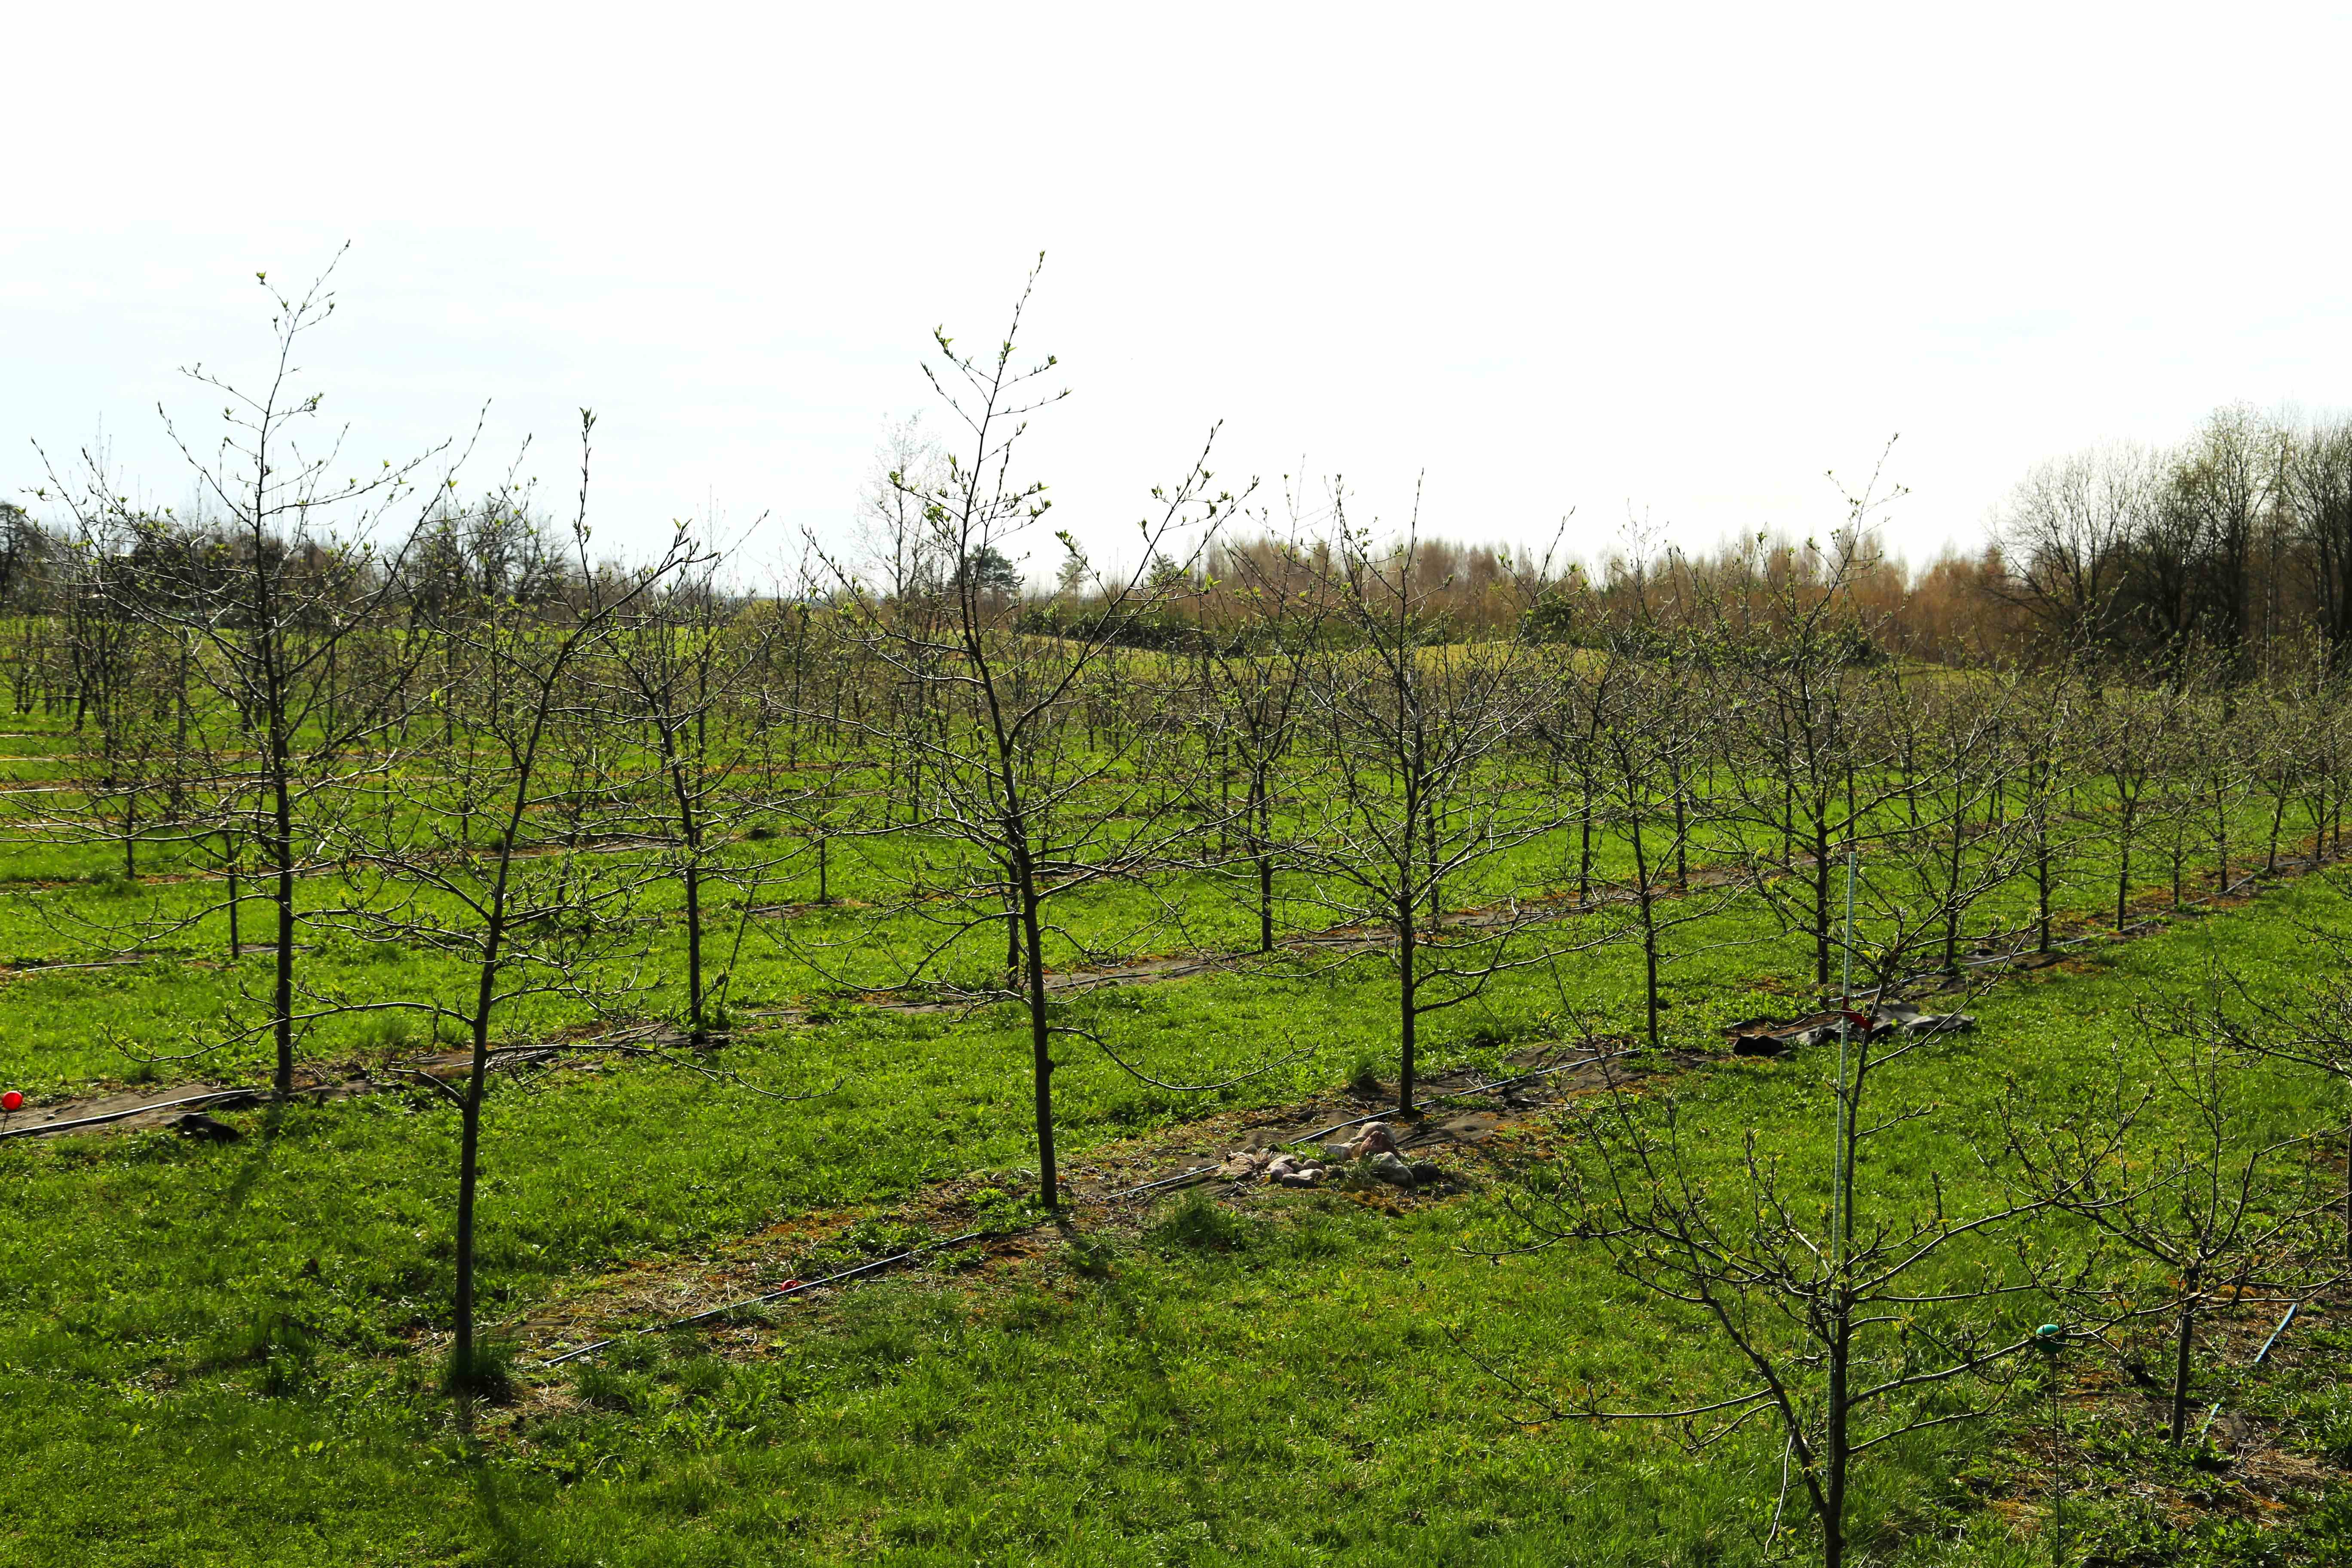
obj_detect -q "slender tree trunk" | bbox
[1018,868,1057,1210]
[226,854,242,960]
[2116,799,2136,931]
[1258,854,1275,952]
[2036,836,2053,953]
[1633,826,1660,1051]
[1577,798,1593,906]
[451,839,511,1396]
[1253,772,1274,953]
[662,734,710,1043]
[1943,790,1966,972]
[271,765,296,1097]
[683,859,705,1045]
[452,1026,489,1394]
[2169,1286,2198,1444]
[2214,783,2230,894]
[1397,889,1418,1116]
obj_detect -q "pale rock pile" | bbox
[1213,1121,1439,1189]
[1216,1147,1330,1186]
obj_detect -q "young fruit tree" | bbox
[324,436,701,1395]
[1711,467,1912,992]
[2001,1021,2341,1442]
[28,542,194,881]
[1475,858,2067,1568]
[1582,633,1734,1050]
[801,268,1251,1210]
[2083,668,2186,931]
[1180,542,1329,954]
[2000,658,2089,957]
[2175,916,2352,1260]
[1290,501,1565,1115]
[600,549,800,1046]
[34,256,464,1093]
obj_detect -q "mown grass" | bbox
[9,867,2352,1562]
[11,691,2352,1562]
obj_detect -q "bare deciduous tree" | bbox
[1586,636,1734,1049]
[1991,442,2153,650]
[325,428,701,1395]
[1183,549,1328,953]
[1291,497,1564,1114]
[1485,999,2057,1566]
[2083,668,2187,930]
[803,266,1252,1210]
[2003,1024,2339,1443]
[602,549,796,1045]
[35,255,465,1092]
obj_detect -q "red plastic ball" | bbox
[0,1091,21,1112]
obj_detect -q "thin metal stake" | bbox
[2035,1323,2065,1566]
[2050,1363,2064,1564]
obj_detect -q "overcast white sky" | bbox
[8,3,2350,582]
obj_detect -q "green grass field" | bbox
[9,699,2352,1567]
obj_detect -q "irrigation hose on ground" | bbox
[0,1087,287,1141]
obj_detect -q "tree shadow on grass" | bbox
[1054,1212,1234,1553]
[460,1436,533,1566]
[452,1422,571,1568]
[213,1098,291,1213]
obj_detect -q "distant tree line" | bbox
[804,402,2352,679]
